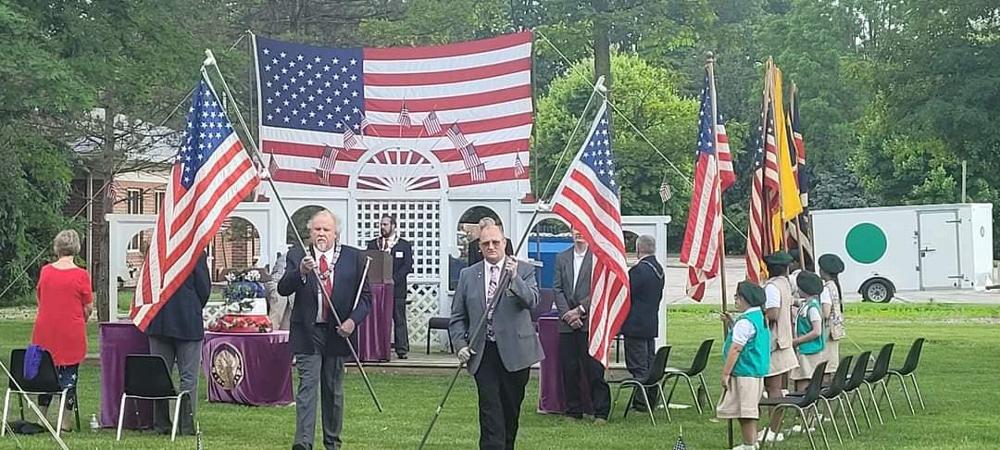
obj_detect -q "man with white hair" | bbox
[278,209,372,450]
[621,234,665,410]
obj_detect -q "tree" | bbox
[534,54,698,249]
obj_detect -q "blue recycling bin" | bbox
[526,236,573,289]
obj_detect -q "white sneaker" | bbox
[790,424,816,433]
[732,444,760,450]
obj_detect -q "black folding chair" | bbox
[608,346,671,425]
[841,351,873,432]
[863,343,897,424]
[789,355,855,444]
[426,317,454,355]
[116,355,190,442]
[2,349,79,438]
[760,362,830,450]
[887,338,925,414]
[662,339,714,414]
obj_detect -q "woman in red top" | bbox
[31,229,93,430]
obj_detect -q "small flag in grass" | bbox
[673,426,687,450]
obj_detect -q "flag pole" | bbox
[201,50,383,413]
[707,51,734,450]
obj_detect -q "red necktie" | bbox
[319,254,333,322]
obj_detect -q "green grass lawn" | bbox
[1,303,998,449]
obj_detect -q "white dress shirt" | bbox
[313,245,339,323]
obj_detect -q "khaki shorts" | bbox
[716,376,764,419]
[767,347,799,377]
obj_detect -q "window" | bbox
[154,191,165,214]
[128,231,144,252]
[126,189,142,215]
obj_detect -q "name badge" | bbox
[395,251,404,258]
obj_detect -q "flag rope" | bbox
[536,30,749,242]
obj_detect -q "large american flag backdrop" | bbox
[680,71,735,301]
[550,101,630,367]
[253,33,533,193]
[131,78,260,330]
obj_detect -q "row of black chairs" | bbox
[760,338,926,449]
[2,349,189,442]
[607,339,717,425]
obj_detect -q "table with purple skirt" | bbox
[202,331,293,406]
[99,321,153,429]
[357,282,394,362]
[537,315,593,415]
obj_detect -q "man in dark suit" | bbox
[621,234,665,409]
[278,209,371,450]
[145,251,211,435]
[365,214,414,359]
[467,217,513,266]
[553,229,611,423]
[450,225,542,450]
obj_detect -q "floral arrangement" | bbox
[222,269,266,313]
[207,269,272,333]
[211,314,271,333]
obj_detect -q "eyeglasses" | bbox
[480,240,503,248]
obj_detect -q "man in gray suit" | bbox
[553,229,611,423]
[450,225,542,450]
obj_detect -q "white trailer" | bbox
[811,203,994,302]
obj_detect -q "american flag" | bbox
[398,103,412,127]
[459,143,483,170]
[104,179,121,206]
[254,33,532,191]
[514,154,526,178]
[680,71,735,301]
[316,146,339,185]
[422,110,442,135]
[445,123,470,150]
[746,97,782,283]
[130,78,259,330]
[342,126,359,149]
[470,163,487,182]
[550,101,630,367]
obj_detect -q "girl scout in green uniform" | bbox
[790,272,827,391]
[719,281,771,450]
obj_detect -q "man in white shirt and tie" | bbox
[552,229,611,423]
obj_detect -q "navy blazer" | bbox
[278,245,372,356]
[621,256,665,339]
[365,237,413,299]
[145,253,211,341]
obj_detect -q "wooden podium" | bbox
[364,250,394,284]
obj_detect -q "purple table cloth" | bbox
[99,321,153,429]
[357,283,393,362]
[202,331,293,406]
[537,315,593,415]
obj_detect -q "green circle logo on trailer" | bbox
[845,223,887,264]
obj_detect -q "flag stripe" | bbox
[366,85,530,113]
[365,58,531,87]
[364,32,531,61]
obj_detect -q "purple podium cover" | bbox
[357,283,393,362]
[99,321,153,428]
[537,315,593,415]
[202,331,293,406]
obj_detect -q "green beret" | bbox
[797,272,824,296]
[764,251,794,266]
[737,281,766,307]
[818,254,845,275]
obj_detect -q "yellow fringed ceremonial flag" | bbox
[770,67,803,223]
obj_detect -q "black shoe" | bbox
[292,444,310,450]
[397,353,408,360]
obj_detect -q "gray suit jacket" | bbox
[449,259,543,374]
[552,248,593,334]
